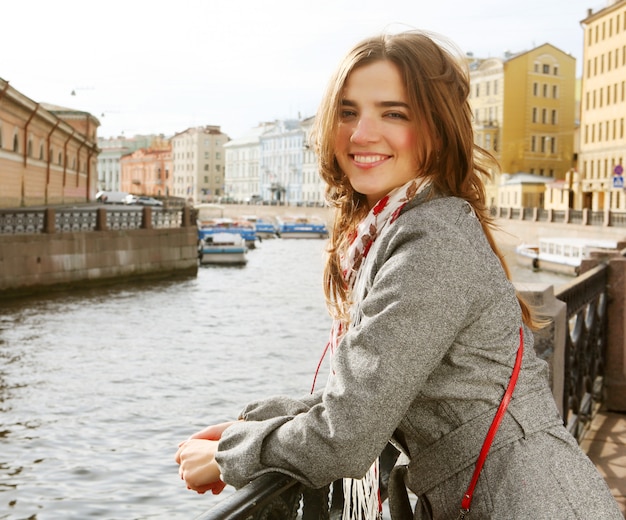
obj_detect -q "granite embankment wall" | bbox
[0,209,198,299]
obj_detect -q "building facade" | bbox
[119,143,173,197]
[470,44,577,208]
[300,116,325,205]
[259,119,305,204]
[97,134,157,192]
[171,126,229,205]
[223,122,274,203]
[0,78,99,207]
[579,0,626,211]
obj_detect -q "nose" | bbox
[349,115,380,145]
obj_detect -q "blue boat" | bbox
[278,216,329,239]
[240,216,280,239]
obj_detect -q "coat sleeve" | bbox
[216,210,483,489]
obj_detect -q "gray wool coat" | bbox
[215,190,622,519]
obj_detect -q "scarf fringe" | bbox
[342,459,381,520]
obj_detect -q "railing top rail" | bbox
[193,473,299,520]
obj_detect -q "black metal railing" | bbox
[554,263,610,442]
[194,443,400,520]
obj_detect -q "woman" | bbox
[176,31,622,519]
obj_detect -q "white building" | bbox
[224,117,327,206]
[260,119,305,204]
[223,122,275,202]
[300,116,325,206]
[171,126,229,204]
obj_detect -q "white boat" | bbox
[196,204,258,249]
[198,232,247,265]
[515,237,619,276]
[278,216,329,239]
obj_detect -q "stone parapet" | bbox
[0,227,198,299]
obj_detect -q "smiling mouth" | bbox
[352,154,389,164]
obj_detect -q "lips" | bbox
[351,154,390,166]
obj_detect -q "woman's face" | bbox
[334,60,422,209]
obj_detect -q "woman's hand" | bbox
[176,439,225,494]
[175,421,237,494]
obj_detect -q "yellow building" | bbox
[579,0,626,211]
[470,44,577,208]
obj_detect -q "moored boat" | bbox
[240,216,280,239]
[198,232,247,265]
[515,237,620,276]
[196,204,258,249]
[277,216,329,239]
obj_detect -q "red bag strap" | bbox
[459,326,524,518]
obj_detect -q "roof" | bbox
[500,173,555,185]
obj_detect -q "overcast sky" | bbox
[2,0,607,140]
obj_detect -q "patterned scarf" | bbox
[313,177,430,519]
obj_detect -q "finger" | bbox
[189,421,234,440]
[211,480,227,495]
[175,444,185,464]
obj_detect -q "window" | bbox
[551,138,556,154]
[553,85,558,98]
[553,66,558,75]
[532,107,538,123]
[531,135,536,152]
[542,108,547,124]
[543,84,548,97]
[542,64,550,74]
[551,110,557,125]
[533,82,538,96]
[13,134,19,152]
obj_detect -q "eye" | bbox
[385,111,409,120]
[340,109,357,119]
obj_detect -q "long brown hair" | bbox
[312,31,534,327]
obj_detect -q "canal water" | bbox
[0,237,570,520]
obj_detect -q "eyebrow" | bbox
[341,99,411,109]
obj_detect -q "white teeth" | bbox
[353,155,386,164]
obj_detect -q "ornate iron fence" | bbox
[0,209,46,233]
[554,264,609,442]
[194,443,400,520]
[56,208,99,232]
[0,206,185,233]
